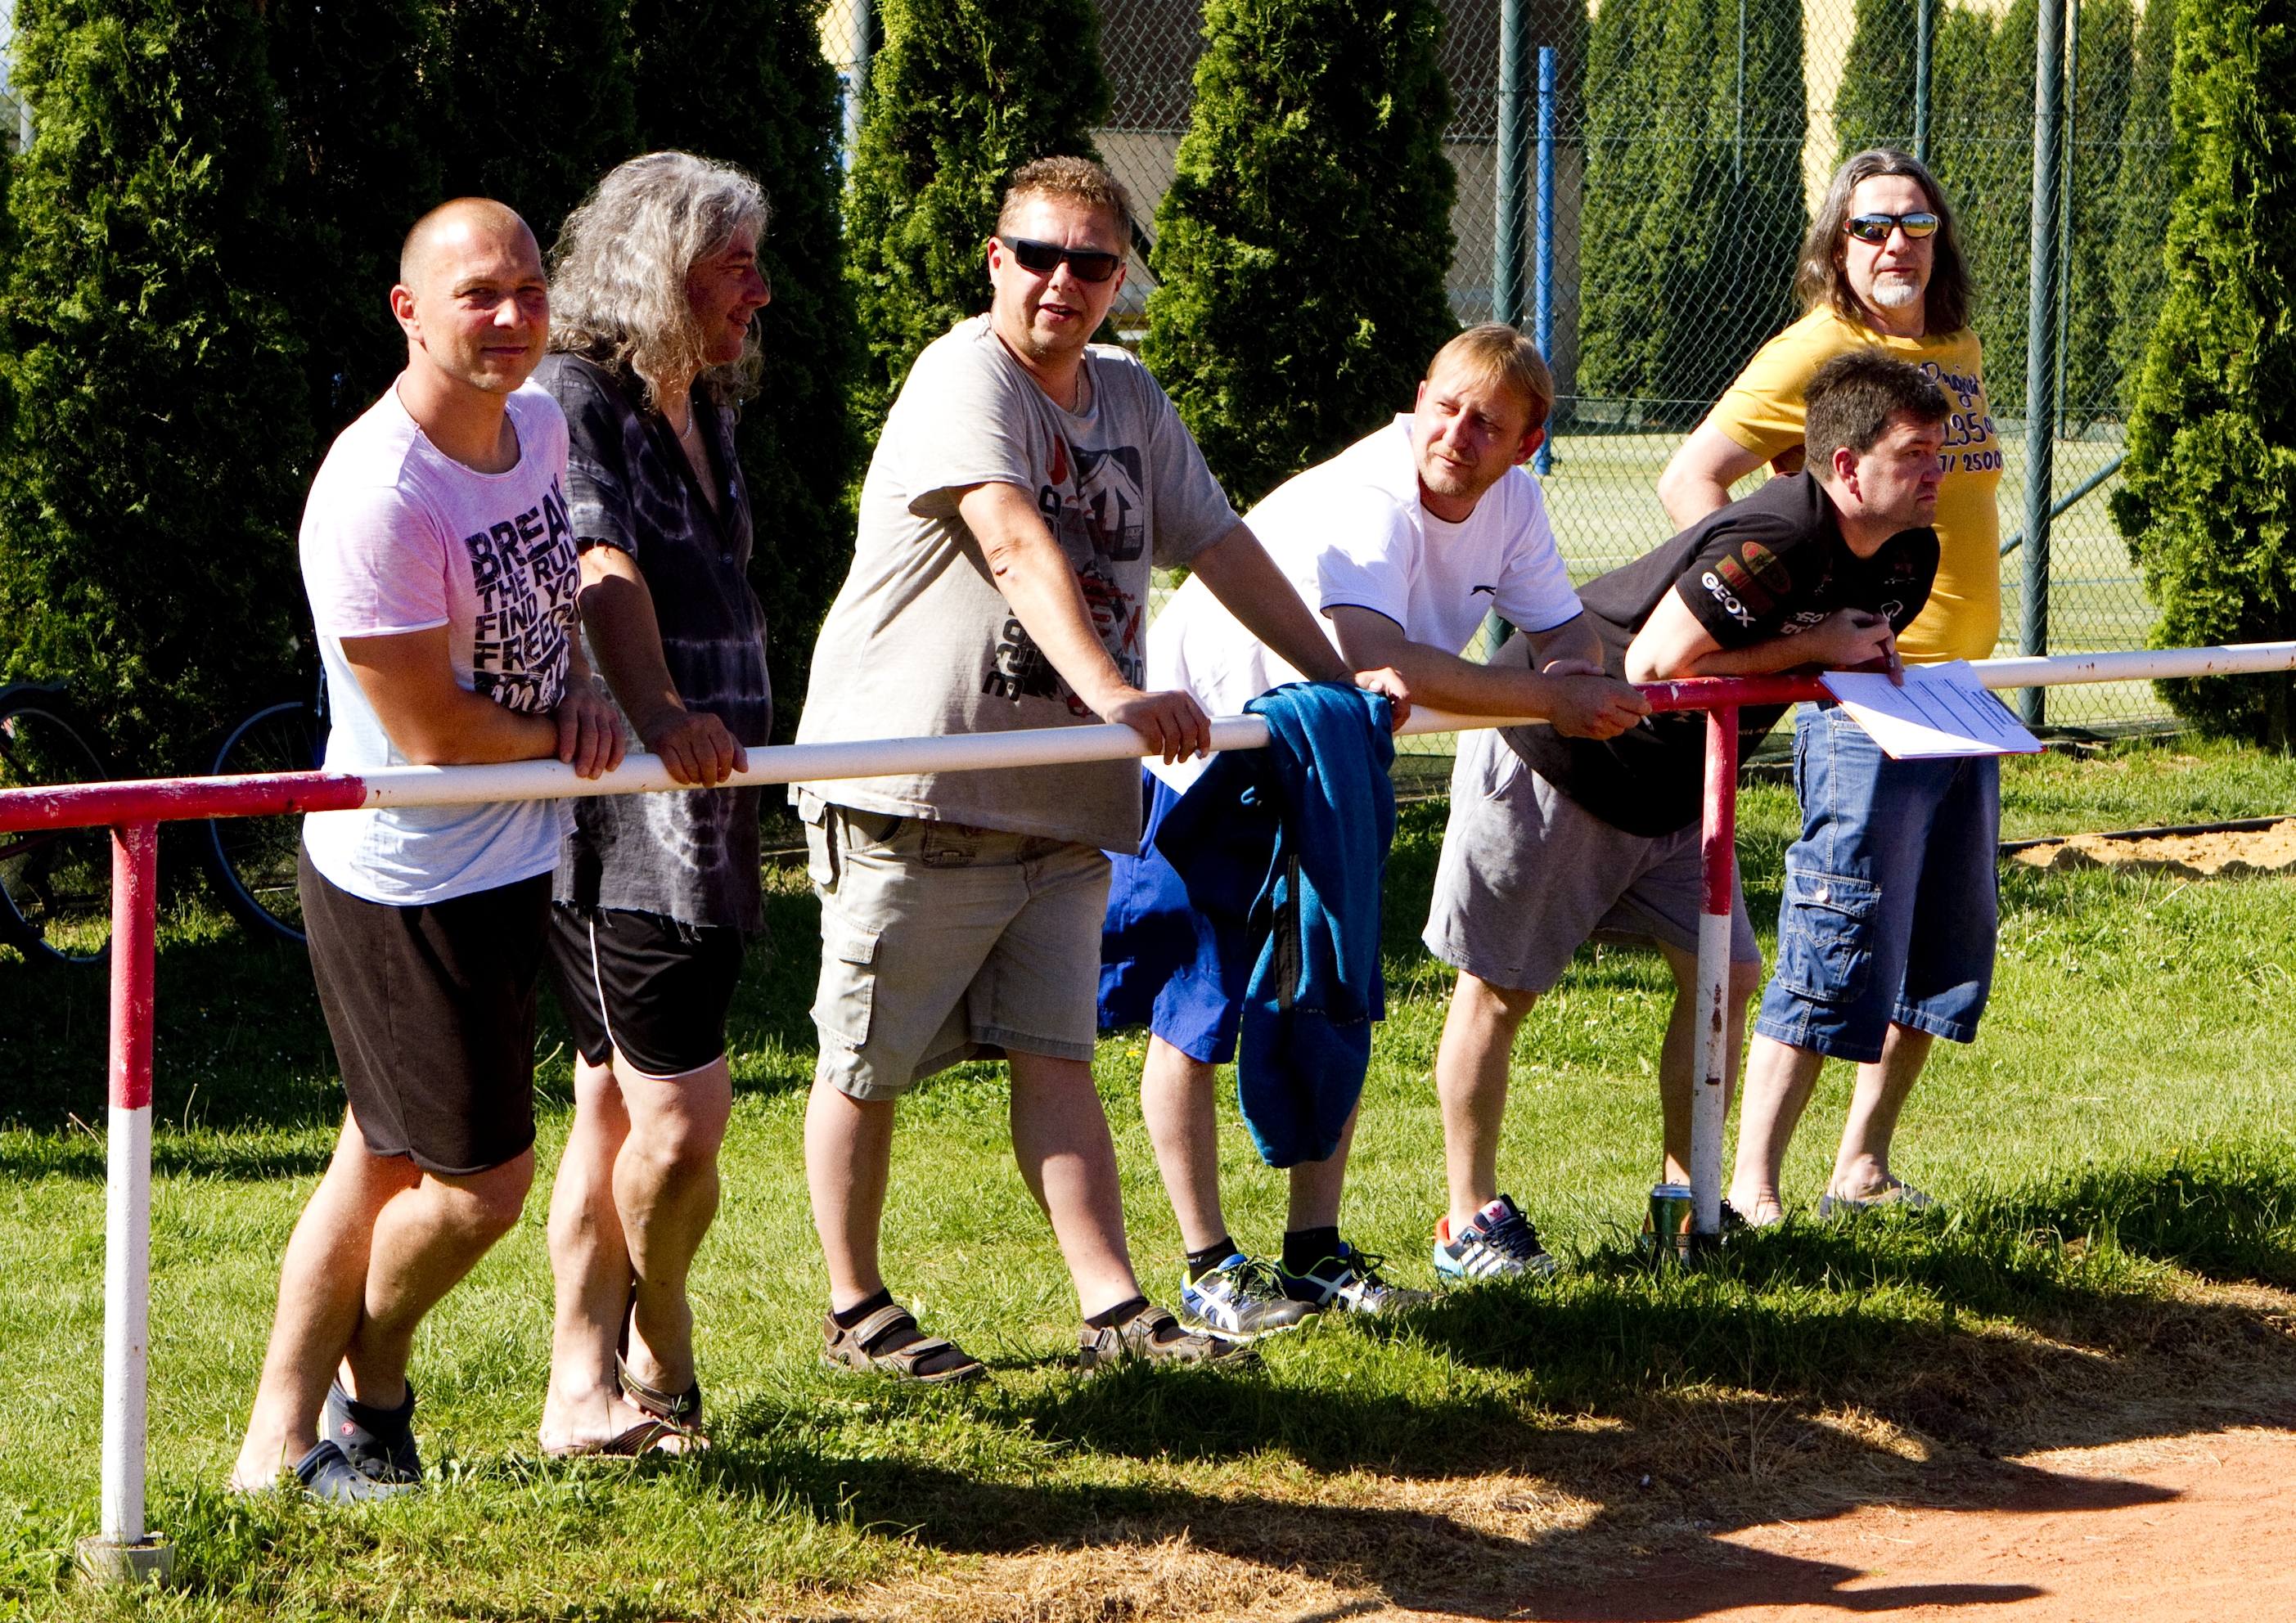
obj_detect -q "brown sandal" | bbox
[821,1302,986,1384]
[616,1353,707,1449]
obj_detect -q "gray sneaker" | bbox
[1178,1252,1316,1339]
[1078,1302,1256,1369]
[1279,1242,1433,1315]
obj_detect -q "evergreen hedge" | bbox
[0,0,310,768]
[629,0,858,742]
[1579,0,1806,425]
[843,0,1110,438]
[1139,0,1456,506]
[2109,0,2179,413]
[431,0,638,240]
[2110,0,2296,747]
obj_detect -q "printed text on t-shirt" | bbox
[466,478,579,714]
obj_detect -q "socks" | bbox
[1184,1236,1238,1282]
[1084,1294,1150,1330]
[831,1287,970,1378]
[1282,1226,1342,1276]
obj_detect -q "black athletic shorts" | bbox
[299,849,550,1176]
[544,904,746,1078]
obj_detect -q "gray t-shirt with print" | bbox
[794,316,1237,852]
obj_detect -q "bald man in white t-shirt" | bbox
[1101,325,1649,1337]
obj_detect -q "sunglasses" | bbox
[1842,211,1940,244]
[999,236,1123,284]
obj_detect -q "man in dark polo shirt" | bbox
[1421,349,1948,1284]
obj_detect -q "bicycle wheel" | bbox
[203,699,325,946]
[0,686,115,967]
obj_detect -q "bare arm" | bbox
[956,479,1209,761]
[1182,522,1411,724]
[1656,424,1776,529]
[1624,590,1902,684]
[1327,606,1647,740]
[575,547,745,786]
[340,627,625,777]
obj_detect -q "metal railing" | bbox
[8,639,2294,1585]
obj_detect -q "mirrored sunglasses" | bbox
[1843,211,1940,244]
[1000,236,1123,283]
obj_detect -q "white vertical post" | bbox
[78,824,171,1587]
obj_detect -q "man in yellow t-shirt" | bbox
[1657,149,2003,1226]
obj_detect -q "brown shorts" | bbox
[299,848,550,1176]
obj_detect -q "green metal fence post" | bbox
[2020,0,2066,726]
[1915,0,1932,161]
[1494,0,1530,327]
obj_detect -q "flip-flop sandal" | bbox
[541,1410,678,1460]
[822,1302,986,1384]
[1818,1180,1936,1217]
[617,1353,707,1449]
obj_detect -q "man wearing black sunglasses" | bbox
[790,156,1406,1380]
[1657,149,2005,1230]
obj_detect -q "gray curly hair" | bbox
[547,151,770,410]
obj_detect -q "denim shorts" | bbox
[1753,702,2001,1063]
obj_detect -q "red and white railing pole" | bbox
[1691,708,1740,1239]
[2,638,2289,1585]
[75,823,173,1585]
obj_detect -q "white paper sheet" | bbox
[1818,659,2042,759]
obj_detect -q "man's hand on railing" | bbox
[1104,686,1214,763]
[1352,667,1411,730]
[1541,659,1653,740]
[554,685,628,780]
[638,705,748,787]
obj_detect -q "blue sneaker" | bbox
[1178,1253,1316,1339]
[293,1439,416,1505]
[1433,1195,1560,1283]
[1278,1242,1433,1316]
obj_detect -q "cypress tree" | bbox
[843,0,1110,438]
[2056,0,2134,425]
[2109,0,2296,747]
[628,0,859,740]
[1835,0,1920,159]
[2109,0,2178,413]
[1139,0,1457,505]
[269,0,443,453]
[1579,0,1667,407]
[431,0,639,238]
[0,0,310,765]
[1579,0,1805,425]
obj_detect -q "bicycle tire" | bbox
[202,699,325,946]
[0,685,115,968]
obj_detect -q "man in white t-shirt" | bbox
[228,199,623,1501]
[1100,326,1650,1335]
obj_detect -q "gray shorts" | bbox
[1423,729,1759,993]
[802,797,1110,1101]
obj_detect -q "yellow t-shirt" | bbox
[1699,307,2002,663]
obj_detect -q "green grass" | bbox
[2,736,2294,1619]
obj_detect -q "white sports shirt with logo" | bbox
[1146,414,1585,792]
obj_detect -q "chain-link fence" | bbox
[823,0,2174,733]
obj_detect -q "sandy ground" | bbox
[1518,1425,2296,1622]
[2010,817,2296,877]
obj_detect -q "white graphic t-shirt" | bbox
[299,381,579,905]
[795,316,1237,852]
[1146,414,1585,791]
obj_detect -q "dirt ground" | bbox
[825,1282,2296,1623]
[2010,817,2296,877]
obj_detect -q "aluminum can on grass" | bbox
[1642,1182,1695,1261]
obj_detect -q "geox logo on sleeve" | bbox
[1702,571,1756,627]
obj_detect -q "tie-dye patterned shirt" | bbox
[538,354,772,932]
